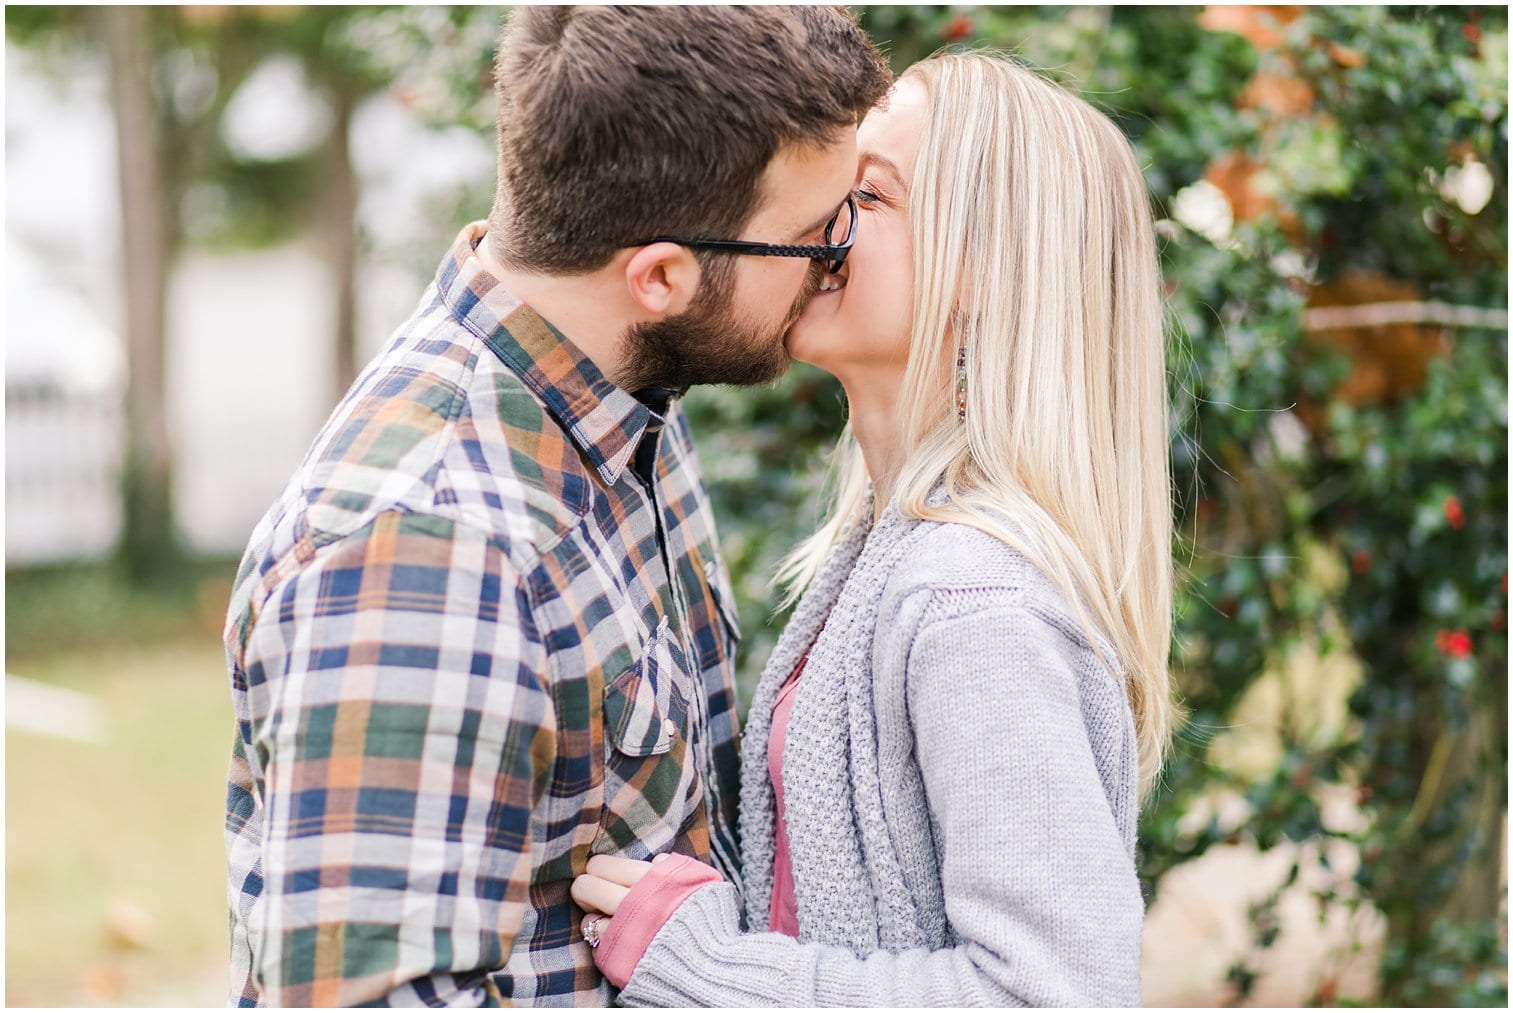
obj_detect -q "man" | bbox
[223,7,890,1006]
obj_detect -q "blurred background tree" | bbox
[7,6,393,580]
[5,5,1506,1006]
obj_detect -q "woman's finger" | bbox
[585,854,658,887]
[570,873,630,915]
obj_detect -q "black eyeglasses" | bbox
[627,193,856,275]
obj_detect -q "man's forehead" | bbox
[755,134,859,226]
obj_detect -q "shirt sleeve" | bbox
[239,510,554,1006]
[615,594,1144,1008]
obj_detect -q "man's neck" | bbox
[476,238,637,390]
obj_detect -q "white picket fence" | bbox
[5,379,125,566]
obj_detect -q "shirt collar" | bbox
[436,221,654,487]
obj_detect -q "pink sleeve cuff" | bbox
[593,853,725,989]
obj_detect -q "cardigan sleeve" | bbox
[617,595,1144,1008]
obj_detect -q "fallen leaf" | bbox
[105,898,155,951]
[81,964,126,1001]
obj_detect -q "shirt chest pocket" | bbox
[597,618,702,855]
[603,629,678,757]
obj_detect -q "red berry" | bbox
[1446,629,1473,658]
[1464,23,1482,44]
[1351,549,1372,575]
[1444,495,1465,530]
[941,15,975,42]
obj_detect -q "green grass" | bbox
[5,557,240,663]
[7,638,234,1006]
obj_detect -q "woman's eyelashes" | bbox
[854,187,883,206]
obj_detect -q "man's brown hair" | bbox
[489,6,892,274]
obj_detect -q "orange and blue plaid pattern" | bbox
[223,223,743,1006]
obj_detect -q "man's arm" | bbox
[241,510,553,1006]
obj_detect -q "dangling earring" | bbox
[955,342,968,421]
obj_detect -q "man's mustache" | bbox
[784,260,829,329]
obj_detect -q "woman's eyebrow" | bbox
[858,151,904,184]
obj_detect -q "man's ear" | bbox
[623,243,702,317]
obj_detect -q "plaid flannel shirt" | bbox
[223,223,743,1006]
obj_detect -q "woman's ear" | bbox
[623,243,701,317]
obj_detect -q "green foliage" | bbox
[1067,5,1504,1005]
[330,5,504,133]
[9,8,406,252]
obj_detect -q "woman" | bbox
[571,52,1176,1007]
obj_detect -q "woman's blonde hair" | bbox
[779,53,1177,798]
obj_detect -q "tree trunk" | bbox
[102,6,179,580]
[322,81,359,405]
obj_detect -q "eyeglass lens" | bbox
[823,198,856,273]
[827,199,855,247]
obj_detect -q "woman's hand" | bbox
[572,852,728,988]
[571,853,670,915]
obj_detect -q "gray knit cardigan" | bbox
[620,497,1145,1007]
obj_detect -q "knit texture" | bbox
[621,498,1145,1007]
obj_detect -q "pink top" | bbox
[766,654,808,936]
[590,653,810,988]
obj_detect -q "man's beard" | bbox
[619,260,824,392]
